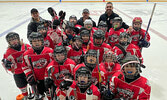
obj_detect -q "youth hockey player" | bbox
[108,17,125,48]
[80,29,92,50]
[56,66,100,100]
[113,32,143,64]
[2,32,31,99]
[127,17,150,49]
[67,35,86,64]
[83,19,98,38]
[37,25,55,49]
[100,50,121,82]
[103,55,150,99]
[47,19,67,46]
[44,45,76,99]
[88,29,112,63]
[22,32,53,99]
[98,21,109,43]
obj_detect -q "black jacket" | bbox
[77,17,96,27]
[27,17,45,39]
[98,11,129,31]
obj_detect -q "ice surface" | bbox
[0,2,167,100]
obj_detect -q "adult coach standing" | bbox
[27,8,46,39]
[98,2,129,31]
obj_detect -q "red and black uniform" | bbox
[113,43,143,63]
[88,42,112,63]
[110,71,151,99]
[56,81,100,100]
[47,27,67,46]
[22,47,53,95]
[108,28,125,48]
[74,63,106,87]
[100,62,121,82]
[67,45,86,64]
[3,43,31,96]
[45,58,76,87]
[128,29,150,49]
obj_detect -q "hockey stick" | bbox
[97,50,102,92]
[28,57,43,100]
[144,3,156,40]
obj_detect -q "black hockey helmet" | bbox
[29,32,44,50]
[84,50,97,71]
[93,29,105,46]
[98,21,108,28]
[80,29,90,37]
[112,17,123,24]
[6,32,20,48]
[6,32,20,43]
[75,66,92,89]
[119,32,131,46]
[72,35,83,43]
[69,15,77,20]
[54,45,67,64]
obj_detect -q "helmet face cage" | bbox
[98,21,108,32]
[75,67,92,88]
[37,25,48,37]
[54,46,67,64]
[119,32,131,46]
[6,32,20,48]
[112,17,123,27]
[84,50,97,70]
[122,62,140,79]
[103,50,117,63]
[72,36,83,50]
[93,30,105,46]
[29,32,44,50]
[80,30,90,44]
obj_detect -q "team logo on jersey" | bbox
[16,55,23,63]
[44,40,50,47]
[117,87,134,99]
[32,58,47,69]
[54,70,70,80]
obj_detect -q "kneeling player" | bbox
[103,55,151,99]
[56,66,100,100]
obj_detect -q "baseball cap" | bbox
[83,8,89,13]
[31,8,38,14]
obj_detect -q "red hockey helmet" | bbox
[133,17,142,24]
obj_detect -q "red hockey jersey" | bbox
[3,43,31,74]
[108,28,125,48]
[110,71,151,99]
[113,43,143,63]
[67,45,86,64]
[56,81,100,100]
[22,47,53,80]
[100,62,121,82]
[128,29,150,49]
[88,42,112,63]
[45,58,76,87]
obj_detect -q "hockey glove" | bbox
[59,10,66,20]
[138,39,150,48]
[44,78,54,89]
[27,74,36,86]
[59,80,73,91]
[47,7,57,17]
[102,90,114,100]
[2,59,12,70]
